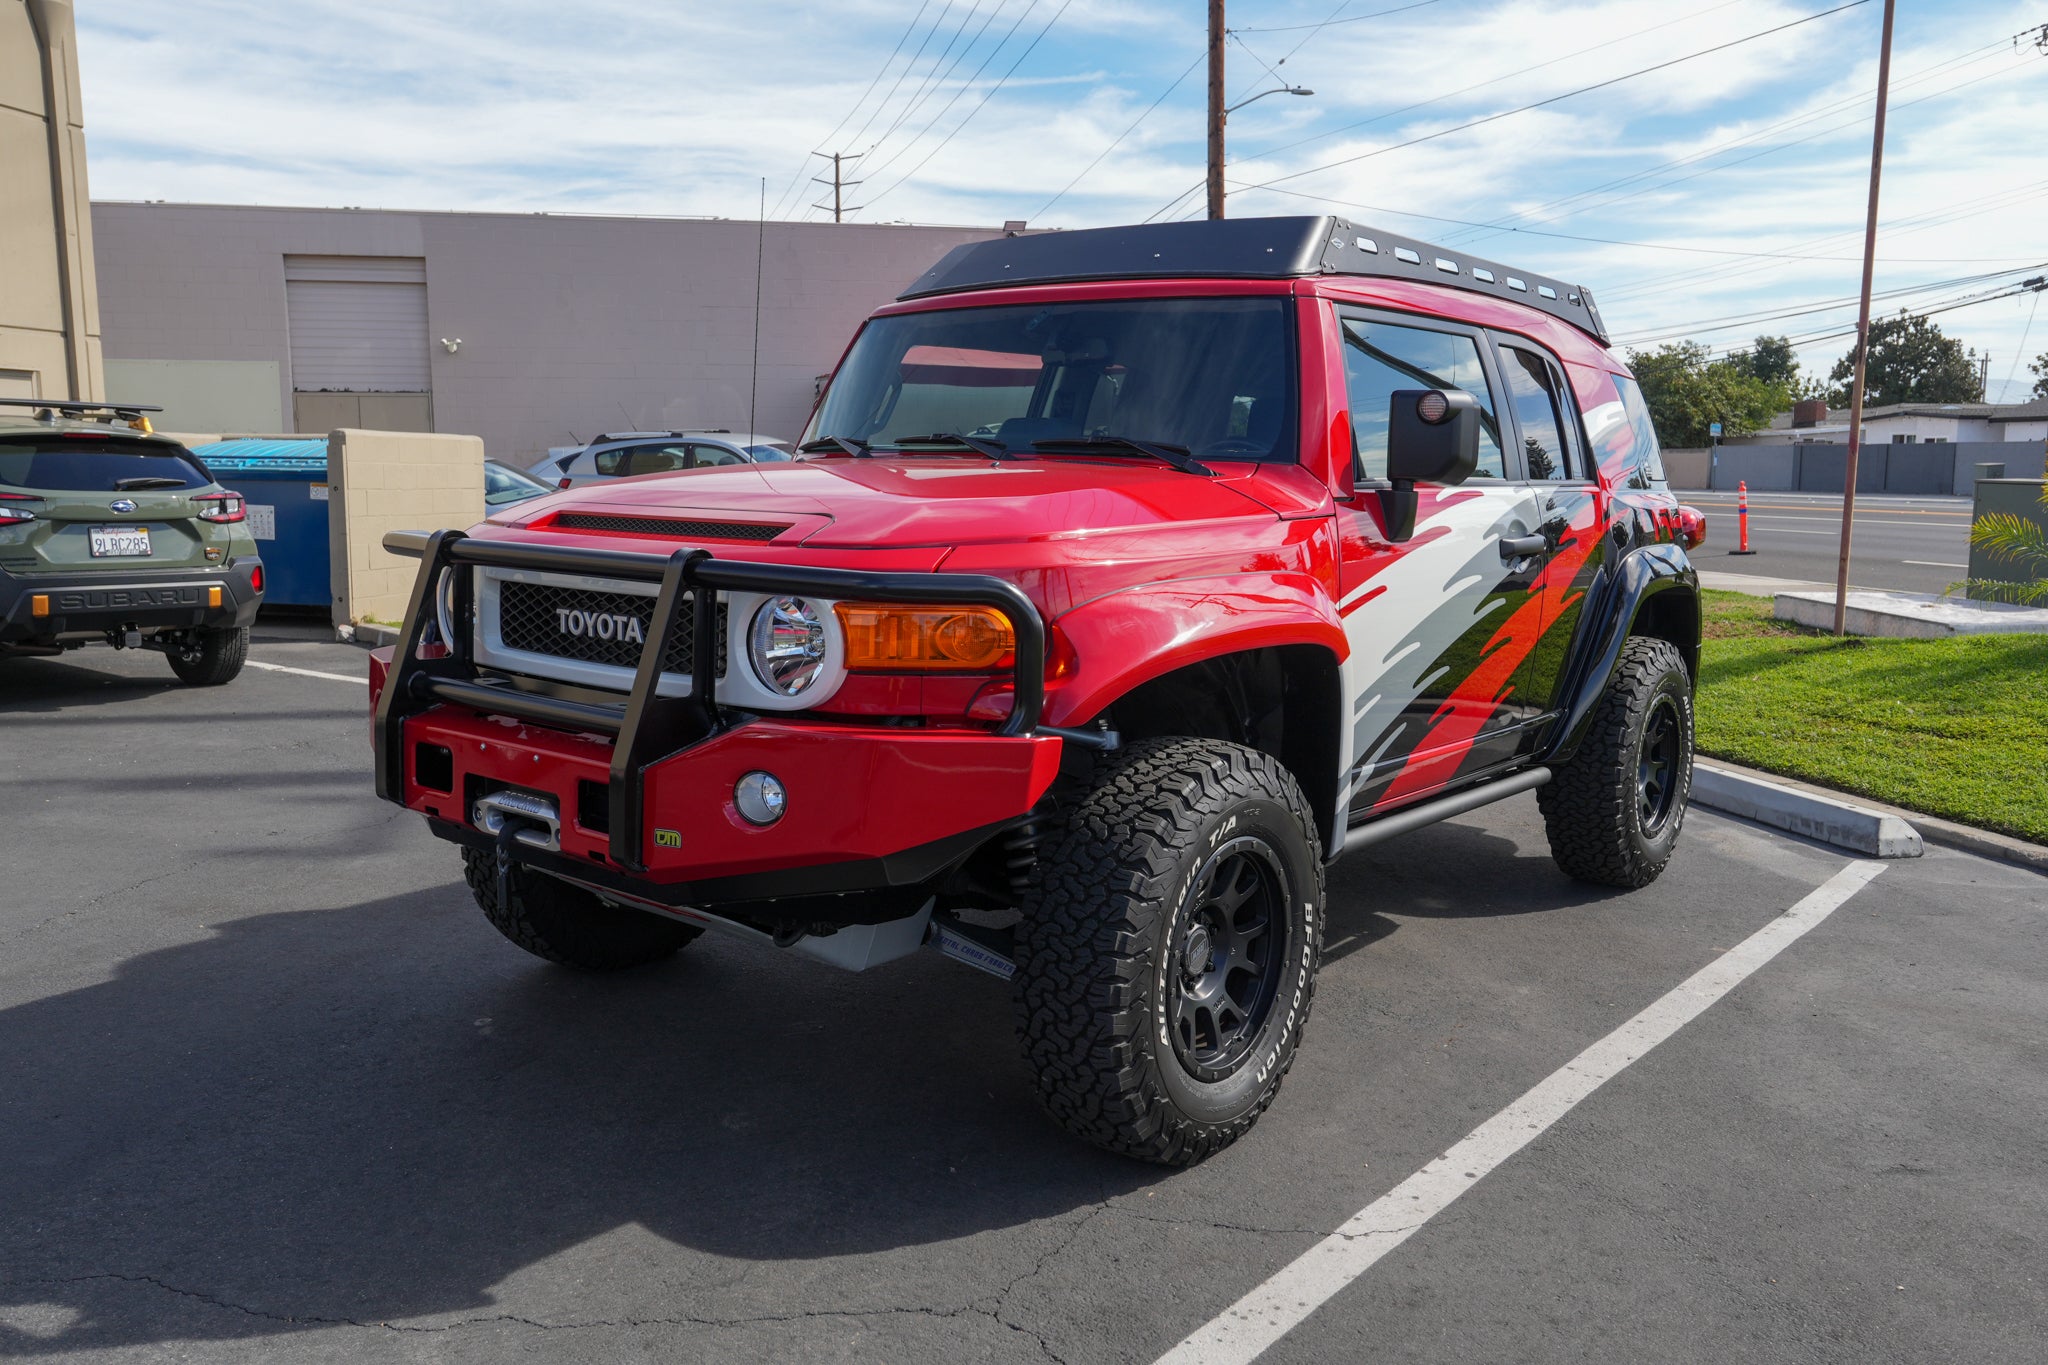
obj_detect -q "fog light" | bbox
[733,771,786,826]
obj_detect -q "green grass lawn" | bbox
[1695,589,2048,843]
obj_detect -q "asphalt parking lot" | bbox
[4,623,2044,1364]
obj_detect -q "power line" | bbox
[1231,0,1756,168]
[770,0,935,219]
[831,0,960,201]
[1227,0,1873,196]
[859,1,1020,182]
[2000,290,2042,400]
[864,0,1072,208]
[1613,263,2048,344]
[862,1,1003,171]
[1035,50,1204,218]
[1221,177,2044,265]
[1228,0,1442,33]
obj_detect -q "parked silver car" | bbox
[528,431,793,489]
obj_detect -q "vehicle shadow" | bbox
[0,652,184,709]
[0,885,1156,1355]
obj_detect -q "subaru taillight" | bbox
[0,491,40,524]
[250,564,265,592]
[195,492,246,523]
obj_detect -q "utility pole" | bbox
[810,151,863,222]
[1207,0,1226,220]
[1833,0,1896,637]
[1978,353,1992,398]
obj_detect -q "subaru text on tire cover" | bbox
[367,217,1706,1165]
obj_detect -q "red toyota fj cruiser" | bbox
[369,217,1704,1165]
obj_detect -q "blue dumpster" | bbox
[191,439,331,609]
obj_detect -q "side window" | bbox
[691,443,749,468]
[621,443,690,476]
[593,448,627,477]
[1500,345,1574,482]
[1340,315,1505,481]
[1586,374,1667,489]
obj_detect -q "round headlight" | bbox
[734,771,787,826]
[433,567,465,648]
[749,596,827,696]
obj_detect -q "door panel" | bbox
[1331,308,1555,818]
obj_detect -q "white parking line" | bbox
[1901,560,1967,569]
[1155,860,1889,1365]
[245,659,367,685]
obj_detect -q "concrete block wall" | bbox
[326,428,482,629]
[1661,447,1710,489]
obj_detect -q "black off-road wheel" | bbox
[1539,635,1694,888]
[164,626,248,686]
[462,848,701,970]
[1014,738,1325,1166]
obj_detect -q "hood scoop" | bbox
[543,511,790,542]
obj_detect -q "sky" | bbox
[76,0,2048,401]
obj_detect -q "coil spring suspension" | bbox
[1005,816,1044,902]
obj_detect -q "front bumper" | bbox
[0,559,263,644]
[370,529,1058,909]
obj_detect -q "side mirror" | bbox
[1378,388,1481,541]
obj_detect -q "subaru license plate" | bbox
[88,526,152,557]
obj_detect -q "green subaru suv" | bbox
[0,399,264,685]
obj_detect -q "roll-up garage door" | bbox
[284,256,429,392]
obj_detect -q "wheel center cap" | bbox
[1182,924,1214,978]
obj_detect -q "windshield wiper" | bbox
[798,436,872,458]
[893,432,1016,461]
[1028,436,1216,477]
[113,476,189,491]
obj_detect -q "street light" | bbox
[1225,85,1314,116]
[1207,77,1315,219]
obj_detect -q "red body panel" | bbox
[400,704,1062,884]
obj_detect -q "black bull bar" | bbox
[373,529,1048,873]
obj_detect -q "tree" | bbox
[1728,334,1801,389]
[2029,350,2048,401]
[1827,312,1984,407]
[1625,341,1790,447]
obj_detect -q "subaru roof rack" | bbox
[0,397,165,420]
[898,215,1609,345]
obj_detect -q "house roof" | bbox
[1774,398,2048,428]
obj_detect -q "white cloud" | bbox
[76,0,2048,395]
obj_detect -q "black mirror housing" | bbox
[1378,388,1481,541]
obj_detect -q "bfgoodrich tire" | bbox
[1014,738,1325,1166]
[165,626,248,686]
[1539,635,1694,889]
[462,848,701,970]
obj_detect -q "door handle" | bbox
[1500,533,1548,560]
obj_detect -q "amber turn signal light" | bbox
[835,603,1015,671]
[31,594,49,618]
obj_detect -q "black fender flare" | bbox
[1545,542,1699,766]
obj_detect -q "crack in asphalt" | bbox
[0,859,207,947]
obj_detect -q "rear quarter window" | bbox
[0,439,212,492]
[1584,374,1667,489]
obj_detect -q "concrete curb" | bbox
[1692,762,1923,858]
[336,622,401,649]
[1694,758,2048,875]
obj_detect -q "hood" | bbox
[506,457,1283,549]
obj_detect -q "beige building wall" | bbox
[90,202,1010,463]
[326,428,483,630]
[0,0,102,401]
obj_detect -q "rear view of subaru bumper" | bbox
[0,560,263,646]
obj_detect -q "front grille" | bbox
[550,513,788,542]
[496,579,727,677]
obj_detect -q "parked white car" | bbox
[528,431,793,488]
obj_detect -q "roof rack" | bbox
[0,397,166,421]
[898,215,1609,346]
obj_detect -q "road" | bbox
[1676,491,1974,596]
[3,625,2044,1364]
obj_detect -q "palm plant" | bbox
[1965,482,2048,605]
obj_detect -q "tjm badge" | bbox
[653,828,681,848]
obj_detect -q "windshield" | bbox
[0,438,212,492]
[746,443,794,461]
[485,460,553,506]
[806,297,1295,462]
